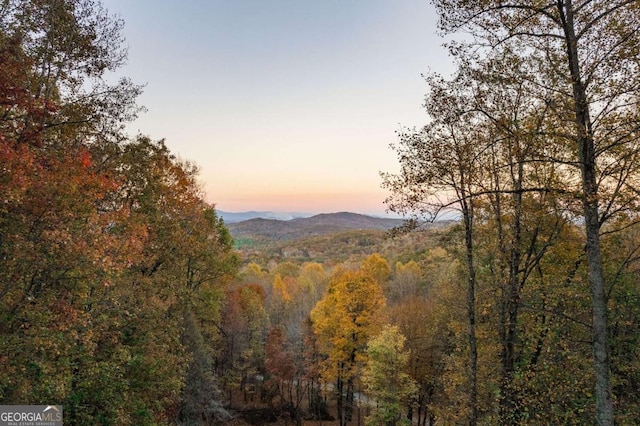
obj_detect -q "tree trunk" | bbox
[345,376,354,423]
[558,1,613,424]
[462,203,478,426]
[337,373,344,426]
[499,156,525,424]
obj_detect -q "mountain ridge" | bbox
[226,212,405,246]
[217,211,312,223]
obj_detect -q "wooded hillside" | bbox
[0,1,238,423]
[1,1,639,425]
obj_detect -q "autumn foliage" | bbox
[0,1,237,424]
[3,1,640,426]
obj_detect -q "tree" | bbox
[432,2,640,424]
[0,0,142,143]
[362,325,417,426]
[383,70,486,424]
[361,253,391,290]
[0,12,138,414]
[0,2,239,422]
[387,282,454,425]
[389,260,422,303]
[390,1,640,423]
[311,269,386,426]
[179,310,231,425]
[221,284,269,394]
[265,326,307,426]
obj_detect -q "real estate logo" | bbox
[0,405,63,426]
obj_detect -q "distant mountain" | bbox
[217,211,312,223]
[291,212,403,230]
[227,212,405,246]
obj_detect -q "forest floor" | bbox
[228,418,344,426]
[225,388,371,426]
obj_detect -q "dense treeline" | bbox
[383,1,640,425]
[226,250,434,426]
[3,1,640,425]
[0,0,238,424]
[222,221,639,425]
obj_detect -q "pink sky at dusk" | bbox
[102,0,454,215]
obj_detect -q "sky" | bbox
[101,0,455,216]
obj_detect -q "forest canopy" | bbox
[383,1,640,425]
[2,1,640,426]
[0,0,237,423]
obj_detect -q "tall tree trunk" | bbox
[462,201,478,426]
[345,347,356,423]
[345,376,354,423]
[499,153,525,424]
[337,372,344,426]
[558,1,613,424]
